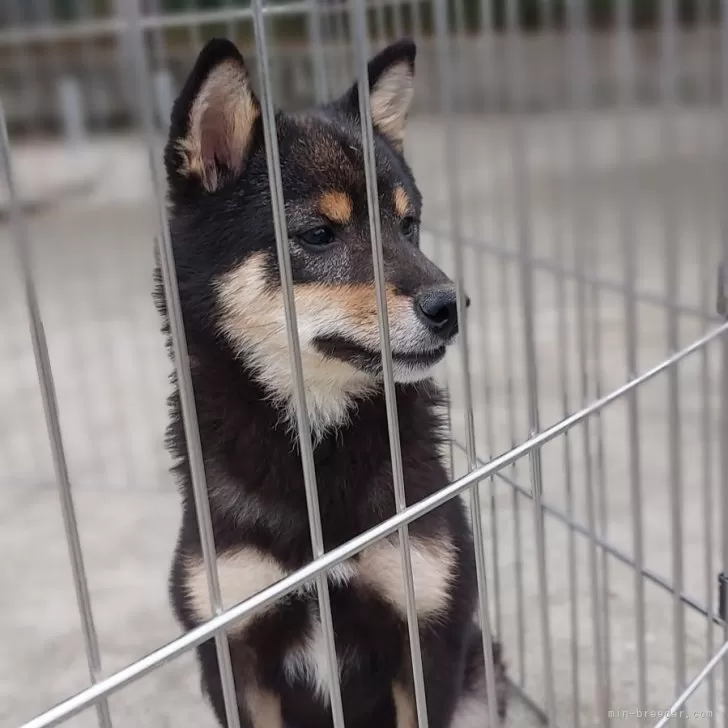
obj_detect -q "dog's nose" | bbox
[415,285,460,339]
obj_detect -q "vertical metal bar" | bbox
[495,259,529,686]
[475,255,501,635]
[348,5,429,726]
[431,1,501,725]
[503,2,556,723]
[659,2,687,718]
[701,252,717,728]
[696,1,717,725]
[325,0,347,102]
[222,0,238,41]
[70,0,97,135]
[409,0,422,45]
[614,0,648,721]
[564,0,608,723]
[475,0,503,643]
[307,0,328,104]
[391,0,403,42]
[185,0,203,54]
[444,377,457,480]
[451,0,466,37]
[581,23,613,723]
[148,0,168,75]
[539,0,581,722]
[121,4,242,728]
[470,0,503,630]
[482,0,528,687]
[32,0,63,133]
[249,3,346,725]
[7,0,41,134]
[0,103,113,728]
[719,4,728,727]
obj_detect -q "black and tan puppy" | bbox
[156,36,509,728]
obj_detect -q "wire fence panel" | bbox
[2,1,728,727]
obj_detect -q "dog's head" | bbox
[164,38,462,434]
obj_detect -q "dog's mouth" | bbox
[313,336,447,374]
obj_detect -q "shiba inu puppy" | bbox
[156,35,508,728]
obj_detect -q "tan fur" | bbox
[392,682,417,728]
[358,534,456,618]
[185,547,286,631]
[177,60,259,191]
[393,186,411,217]
[319,191,353,225]
[185,535,454,629]
[370,61,415,149]
[186,547,356,629]
[186,540,456,712]
[244,684,283,728]
[282,613,348,703]
[215,253,431,437]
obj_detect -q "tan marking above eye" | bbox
[319,191,353,225]
[393,186,411,218]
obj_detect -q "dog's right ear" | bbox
[164,38,261,198]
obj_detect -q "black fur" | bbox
[156,36,508,728]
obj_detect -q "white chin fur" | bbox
[391,360,439,383]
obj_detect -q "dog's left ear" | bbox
[165,38,261,198]
[335,39,416,152]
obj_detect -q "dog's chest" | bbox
[184,534,456,698]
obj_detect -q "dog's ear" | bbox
[335,39,416,152]
[165,38,261,197]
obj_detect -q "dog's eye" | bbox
[401,216,417,239]
[297,226,335,248]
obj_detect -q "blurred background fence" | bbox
[0,0,724,136]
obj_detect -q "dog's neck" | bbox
[183,340,382,447]
[179,339,443,455]
[164,338,449,553]
[244,351,381,443]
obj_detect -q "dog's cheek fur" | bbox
[213,252,374,435]
[213,251,434,434]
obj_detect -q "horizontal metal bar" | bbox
[453,441,727,629]
[18,321,728,728]
[653,639,728,728]
[426,225,720,324]
[0,3,311,46]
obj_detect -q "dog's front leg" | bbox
[198,640,283,728]
[392,624,467,728]
[392,680,417,728]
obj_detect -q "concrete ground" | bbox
[1,106,727,727]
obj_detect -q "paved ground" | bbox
[2,106,728,727]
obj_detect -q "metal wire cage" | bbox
[3,0,728,727]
